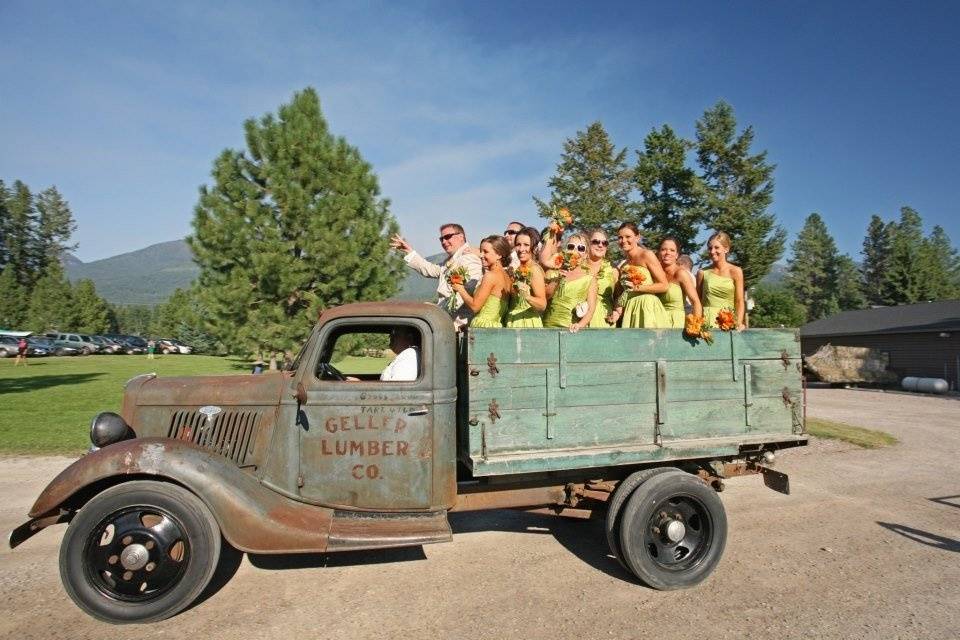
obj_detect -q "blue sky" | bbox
[1,1,957,263]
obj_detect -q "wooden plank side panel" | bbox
[660,396,794,441]
[467,328,800,365]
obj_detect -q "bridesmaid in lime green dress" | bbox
[539,232,597,332]
[451,235,512,328]
[697,230,745,330]
[506,228,547,327]
[656,236,702,328]
[584,229,617,328]
[606,222,670,328]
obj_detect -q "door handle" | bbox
[407,407,429,416]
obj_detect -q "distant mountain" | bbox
[65,240,199,305]
[759,263,787,287]
[65,240,444,306]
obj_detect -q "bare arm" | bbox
[638,250,670,294]
[696,269,705,304]
[453,272,495,313]
[522,266,548,312]
[732,266,746,329]
[571,275,599,333]
[678,270,702,317]
[538,233,558,270]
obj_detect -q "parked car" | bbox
[89,335,123,354]
[105,334,148,350]
[157,338,193,354]
[110,337,145,355]
[0,336,22,357]
[28,337,80,356]
[44,333,101,355]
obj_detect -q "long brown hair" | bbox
[482,235,512,268]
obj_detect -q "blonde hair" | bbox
[707,230,732,250]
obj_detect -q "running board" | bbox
[326,509,452,552]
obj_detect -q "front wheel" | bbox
[59,481,221,623]
[618,470,727,590]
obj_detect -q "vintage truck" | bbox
[9,302,807,624]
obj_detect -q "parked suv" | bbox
[44,333,101,355]
[157,338,193,354]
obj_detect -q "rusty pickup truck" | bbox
[9,302,806,623]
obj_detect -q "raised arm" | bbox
[392,233,444,279]
[678,270,702,317]
[538,232,559,270]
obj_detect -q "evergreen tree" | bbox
[112,304,155,336]
[0,264,28,328]
[696,101,785,286]
[35,186,77,271]
[785,213,840,321]
[534,121,633,235]
[25,263,74,332]
[189,87,404,357]
[0,180,11,268]
[749,284,806,328]
[885,207,926,304]
[633,125,705,254]
[152,287,221,354]
[835,254,866,311]
[860,214,893,305]
[919,225,960,300]
[71,279,112,333]
[5,180,39,288]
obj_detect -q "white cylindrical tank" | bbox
[901,377,950,394]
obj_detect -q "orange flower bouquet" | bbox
[445,266,469,311]
[547,206,574,237]
[715,308,736,331]
[684,313,714,345]
[621,265,647,289]
[510,262,533,292]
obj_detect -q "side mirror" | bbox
[294,382,307,406]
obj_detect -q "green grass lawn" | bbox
[0,354,246,455]
[807,417,899,448]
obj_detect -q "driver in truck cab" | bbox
[379,327,419,381]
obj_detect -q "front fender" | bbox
[24,438,334,554]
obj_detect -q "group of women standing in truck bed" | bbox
[451,224,746,332]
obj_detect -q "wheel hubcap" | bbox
[120,543,150,570]
[645,494,712,570]
[664,520,686,543]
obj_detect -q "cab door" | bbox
[295,318,435,510]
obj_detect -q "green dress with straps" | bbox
[588,261,617,329]
[620,265,670,328]
[505,285,544,328]
[470,294,508,328]
[658,282,686,329]
[543,274,592,328]
[701,269,735,326]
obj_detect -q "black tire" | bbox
[0,348,10,358]
[605,467,677,568]
[618,470,727,590]
[59,481,221,624]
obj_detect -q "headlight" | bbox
[89,412,131,449]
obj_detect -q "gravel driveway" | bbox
[1,388,958,639]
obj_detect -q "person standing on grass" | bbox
[14,337,28,366]
[146,339,156,359]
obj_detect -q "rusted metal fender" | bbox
[25,438,334,554]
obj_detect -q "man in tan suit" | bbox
[391,223,483,328]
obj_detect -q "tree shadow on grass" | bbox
[448,509,638,584]
[877,522,960,553]
[0,372,105,395]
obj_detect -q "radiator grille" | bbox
[167,410,261,466]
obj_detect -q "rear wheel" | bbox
[618,470,727,590]
[59,481,221,623]
[605,467,676,568]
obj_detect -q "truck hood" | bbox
[132,372,290,407]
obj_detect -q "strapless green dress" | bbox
[505,284,543,327]
[701,269,735,326]
[543,274,592,328]
[471,294,507,328]
[588,261,616,329]
[621,265,670,328]
[659,282,685,329]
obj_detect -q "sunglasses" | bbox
[439,232,463,242]
[590,239,609,247]
[504,229,520,236]
[566,243,587,252]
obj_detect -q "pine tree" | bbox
[112,304,155,336]
[71,279,112,333]
[534,121,633,235]
[696,101,785,287]
[26,262,74,332]
[5,180,39,288]
[633,125,705,254]
[786,213,840,321]
[0,264,28,328]
[152,287,221,353]
[835,254,866,311]
[35,186,77,271]
[189,88,404,357]
[860,215,893,305]
[919,225,960,300]
[749,284,806,328]
[885,207,926,304]
[0,180,11,268]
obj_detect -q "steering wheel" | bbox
[317,362,346,381]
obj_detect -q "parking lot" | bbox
[1,388,958,640]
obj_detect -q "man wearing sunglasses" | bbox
[391,224,483,328]
[502,221,524,268]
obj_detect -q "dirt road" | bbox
[1,389,958,640]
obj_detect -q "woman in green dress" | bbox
[656,236,702,328]
[697,230,745,330]
[451,235,512,328]
[539,231,597,332]
[505,228,547,327]
[606,222,670,328]
[584,229,617,328]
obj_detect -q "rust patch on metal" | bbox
[487,352,499,377]
[781,349,791,370]
[782,387,793,406]
[488,399,501,423]
[451,484,567,511]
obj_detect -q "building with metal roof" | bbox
[800,300,960,389]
